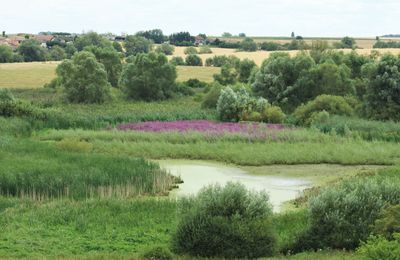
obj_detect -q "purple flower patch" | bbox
[117,120,286,134]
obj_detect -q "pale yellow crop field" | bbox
[0,62,219,89]
[172,47,400,66]
[0,62,59,89]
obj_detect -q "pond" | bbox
[158,160,312,212]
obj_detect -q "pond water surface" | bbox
[158,160,312,212]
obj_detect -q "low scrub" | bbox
[172,182,277,258]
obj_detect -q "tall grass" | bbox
[313,115,400,142]
[0,139,178,199]
[39,129,400,166]
[0,197,177,257]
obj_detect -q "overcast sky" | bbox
[1,0,398,37]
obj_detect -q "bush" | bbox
[357,234,400,260]
[292,174,400,251]
[0,89,15,103]
[169,56,185,66]
[56,51,111,103]
[172,182,276,258]
[184,79,208,89]
[185,54,203,66]
[373,205,400,240]
[120,52,177,101]
[184,46,198,55]
[0,45,14,63]
[141,245,173,260]
[155,43,175,55]
[198,45,212,54]
[240,37,258,52]
[294,95,354,125]
[217,87,239,121]
[201,83,223,109]
[263,106,285,124]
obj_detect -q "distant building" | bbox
[195,35,206,46]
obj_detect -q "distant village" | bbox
[0,31,130,50]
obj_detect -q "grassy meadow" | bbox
[2,36,400,258]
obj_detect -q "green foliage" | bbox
[183,79,208,89]
[169,56,185,66]
[357,234,400,260]
[120,52,177,101]
[335,36,356,49]
[136,29,165,44]
[49,45,66,61]
[0,45,14,63]
[294,171,400,251]
[112,41,123,52]
[85,46,123,87]
[201,83,223,108]
[183,46,198,55]
[205,55,240,67]
[141,245,173,260]
[240,37,258,52]
[198,45,212,54]
[56,51,111,103]
[155,43,175,55]
[294,95,354,125]
[124,35,153,57]
[64,43,77,59]
[311,115,400,142]
[172,182,276,258]
[253,52,316,111]
[364,54,400,121]
[263,106,286,124]
[0,198,177,257]
[185,54,202,66]
[17,39,47,62]
[217,87,240,121]
[214,65,238,85]
[373,205,400,240]
[238,59,257,83]
[73,32,112,51]
[169,32,195,46]
[0,139,177,199]
[0,88,15,103]
[373,40,400,49]
[259,42,280,51]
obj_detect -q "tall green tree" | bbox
[17,39,46,62]
[56,51,111,103]
[119,52,177,101]
[85,46,123,87]
[74,32,112,51]
[0,45,13,63]
[124,35,153,57]
[364,54,400,121]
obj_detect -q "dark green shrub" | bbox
[294,95,354,125]
[172,182,276,258]
[169,56,185,66]
[0,89,15,103]
[141,245,173,260]
[184,79,208,89]
[240,37,258,52]
[185,54,203,66]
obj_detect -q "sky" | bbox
[1,0,399,37]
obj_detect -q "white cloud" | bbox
[0,0,398,36]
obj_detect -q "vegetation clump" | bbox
[172,182,276,258]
